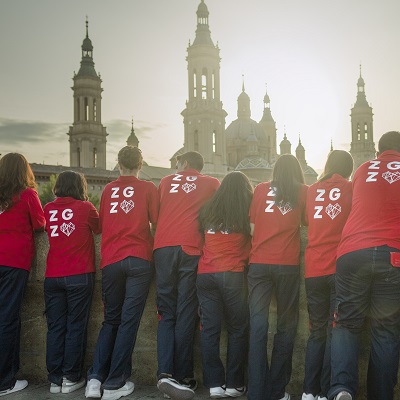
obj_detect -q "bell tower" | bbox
[350,66,376,169]
[68,19,108,169]
[181,0,227,176]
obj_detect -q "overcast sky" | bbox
[1,0,400,171]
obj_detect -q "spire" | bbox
[296,134,306,167]
[355,65,368,107]
[127,117,139,148]
[77,18,97,77]
[193,0,214,46]
[330,138,333,151]
[280,130,292,155]
[237,77,251,119]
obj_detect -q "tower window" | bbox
[357,123,361,141]
[93,99,97,122]
[77,147,81,167]
[84,97,89,121]
[212,131,216,153]
[93,148,97,168]
[364,123,368,140]
[193,72,197,98]
[212,73,215,99]
[76,98,80,121]
[194,130,199,151]
[202,72,207,100]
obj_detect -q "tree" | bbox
[39,174,57,207]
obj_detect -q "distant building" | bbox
[350,67,376,170]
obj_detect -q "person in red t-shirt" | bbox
[43,171,100,395]
[0,153,45,397]
[301,150,353,400]
[328,132,400,400]
[196,171,253,398]
[155,151,220,400]
[247,154,307,400]
[86,146,159,400]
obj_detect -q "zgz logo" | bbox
[169,175,198,193]
[49,209,75,237]
[366,160,400,183]
[313,188,341,219]
[109,186,135,214]
[264,187,276,213]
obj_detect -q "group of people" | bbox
[0,131,399,400]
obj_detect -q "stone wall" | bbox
[19,229,381,397]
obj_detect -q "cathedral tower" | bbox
[181,0,227,176]
[350,67,375,169]
[258,86,277,163]
[68,19,108,169]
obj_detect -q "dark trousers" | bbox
[247,264,299,400]
[88,257,153,390]
[44,273,94,385]
[303,274,335,398]
[155,246,199,380]
[328,246,400,400]
[0,266,29,391]
[196,271,248,388]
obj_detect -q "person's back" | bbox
[337,149,400,258]
[154,169,220,254]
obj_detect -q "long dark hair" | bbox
[53,171,88,201]
[319,150,353,182]
[199,171,253,235]
[0,153,37,211]
[271,154,305,207]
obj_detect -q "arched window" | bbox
[93,99,97,122]
[212,131,216,153]
[84,97,89,121]
[357,123,361,141]
[202,70,207,100]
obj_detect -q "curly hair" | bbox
[0,153,36,211]
[199,171,253,235]
[118,146,143,170]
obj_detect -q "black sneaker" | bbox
[157,377,194,400]
[178,378,198,391]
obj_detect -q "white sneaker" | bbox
[50,383,61,393]
[62,377,85,394]
[85,379,102,398]
[157,377,194,400]
[335,392,352,400]
[210,386,228,398]
[0,380,28,397]
[102,381,134,400]
[301,394,316,400]
[317,397,328,400]
[279,393,291,400]
[225,386,246,397]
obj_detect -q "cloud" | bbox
[0,117,69,145]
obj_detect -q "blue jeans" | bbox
[328,246,400,400]
[0,266,29,391]
[88,257,153,389]
[247,264,299,400]
[155,246,199,380]
[196,272,248,388]
[44,273,94,385]
[303,274,335,398]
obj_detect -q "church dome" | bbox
[238,91,250,102]
[225,118,266,141]
[235,156,272,170]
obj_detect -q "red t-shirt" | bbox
[44,197,100,277]
[0,187,45,271]
[154,169,220,255]
[249,182,308,265]
[337,150,400,258]
[198,229,251,274]
[99,175,159,268]
[304,174,352,278]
